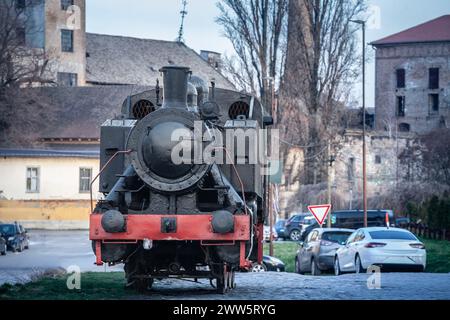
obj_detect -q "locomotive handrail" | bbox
[89,149,132,213]
[214,146,248,216]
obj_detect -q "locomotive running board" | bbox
[90,214,251,241]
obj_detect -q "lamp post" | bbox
[350,19,368,228]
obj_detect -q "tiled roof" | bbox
[371,15,450,46]
[86,33,235,89]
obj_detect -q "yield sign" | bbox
[308,204,332,226]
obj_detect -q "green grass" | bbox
[265,239,450,274]
[419,238,450,273]
[264,241,299,273]
[0,272,129,300]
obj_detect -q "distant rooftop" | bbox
[85,33,234,89]
[0,149,100,159]
[371,15,450,46]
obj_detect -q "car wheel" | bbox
[311,259,321,276]
[289,230,301,242]
[334,257,341,276]
[251,263,267,272]
[355,255,365,274]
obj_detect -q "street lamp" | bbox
[350,19,368,228]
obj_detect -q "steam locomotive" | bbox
[89,66,273,293]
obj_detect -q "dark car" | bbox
[284,214,315,241]
[395,217,410,228]
[295,228,354,275]
[275,219,286,240]
[0,223,29,252]
[0,235,6,255]
[300,210,395,241]
[251,255,285,272]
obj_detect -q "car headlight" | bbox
[8,237,14,241]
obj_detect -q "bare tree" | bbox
[399,128,450,186]
[280,0,367,184]
[216,0,288,110]
[0,0,53,88]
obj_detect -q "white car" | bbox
[263,226,278,242]
[334,227,426,275]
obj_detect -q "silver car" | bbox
[295,228,354,275]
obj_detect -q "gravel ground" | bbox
[1,231,449,300]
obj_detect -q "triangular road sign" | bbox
[308,204,332,226]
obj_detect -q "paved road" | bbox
[1,231,449,300]
[0,230,120,285]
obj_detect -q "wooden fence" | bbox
[406,223,449,241]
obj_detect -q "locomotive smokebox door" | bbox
[161,217,177,233]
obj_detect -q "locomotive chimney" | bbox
[160,66,191,109]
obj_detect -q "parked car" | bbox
[0,235,6,255]
[284,214,314,241]
[395,217,411,228]
[263,225,278,242]
[251,255,285,272]
[0,223,30,252]
[334,227,426,275]
[295,228,354,275]
[300,210,396,241]
[275,219,286,240]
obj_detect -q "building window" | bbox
[396,96,405,117]
[429,68,439,89]
[57,72,78,87]
[347,157,355,182]
[375,155,381,164]
[15,0,26,10]
[396,69,405,88]
[15,27,26,45]
[26,167,40,193]
[61,29,74,52]
[61,0,74,10]
[429,94,439,114]
[79,168,92,193]
[398,123,411,133]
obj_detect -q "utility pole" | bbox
[268,77,275,257]
[177,0,188,43]
[326,141,334,228]
[351,19,368,227]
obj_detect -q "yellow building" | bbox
[0,149,99,229]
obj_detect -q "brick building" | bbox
[371,15,450,135]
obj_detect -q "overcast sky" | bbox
[86,0,450,108]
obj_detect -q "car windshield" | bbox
[322,232,352,245]
[276,220,285,227]
[369,230,417,240]
[302,218,315,225]
[0,225,15,236]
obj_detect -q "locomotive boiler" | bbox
[89,66,272,293]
